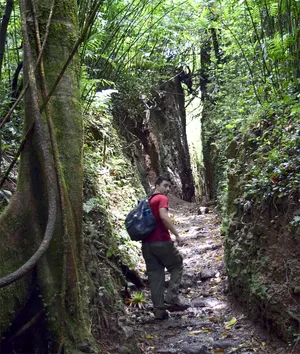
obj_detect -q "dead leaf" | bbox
[189,330,203,335]
[201,327,212,332]
[209,317,218,323]
[145,335,154,339]
[165,333,176,337]
[224,317,237,330]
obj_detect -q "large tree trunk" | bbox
[200,38,213,200]
[0,0,14,81]
[0,0,93,352]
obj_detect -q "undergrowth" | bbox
[83,90,145,268]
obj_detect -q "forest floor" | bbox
[120,195,295,354]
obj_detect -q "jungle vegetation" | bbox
[0,0,299,352]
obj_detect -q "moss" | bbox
[37,0,78,28]
[0,195,39,334]
[0,280,30,335]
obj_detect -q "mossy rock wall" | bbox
[225,134,300,342]
[82,102,145,351]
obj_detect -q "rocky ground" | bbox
[115,195,297,354]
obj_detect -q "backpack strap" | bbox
[148,192,161,200]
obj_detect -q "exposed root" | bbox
[0,0,58,289]
[7,310,44,343]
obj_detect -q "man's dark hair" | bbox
[155,175,171,186]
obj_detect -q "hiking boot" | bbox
[154,310,170,320]
[165,300,190,312]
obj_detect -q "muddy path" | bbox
[123,196,291,354]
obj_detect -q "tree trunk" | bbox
[200,38,214,200]
[0,0,14,81]
[0,0,93,352]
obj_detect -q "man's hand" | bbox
[175,235,184,246]
[159,208,184,245]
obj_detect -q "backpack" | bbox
[125,195,157,241]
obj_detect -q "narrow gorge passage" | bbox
[122,196,290,354]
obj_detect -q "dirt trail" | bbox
[124,196,291,354]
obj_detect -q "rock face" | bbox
[146,79,194,201]
[225,141,300,342]
[113,77,195,201]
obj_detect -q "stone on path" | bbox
[197,207,209,215]
[199,268,216,280]
[212,339,240,349]
[192,300,207,307]
[181,344,209,354]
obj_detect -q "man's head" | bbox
[155,175,171,196]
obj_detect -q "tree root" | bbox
[0,1,58,288]
[0,0,102,291]
[7,310,44,343]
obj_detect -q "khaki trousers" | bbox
[142,241,183,317]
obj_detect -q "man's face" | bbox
[156,180,171,196]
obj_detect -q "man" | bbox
[142,175,189,320]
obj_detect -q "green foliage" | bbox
[128,291,147,309]
[207,1,300,342]
[250,274,271,301]
[290,216,300,228]
[0,0,23,176]
[199,0,300,215]
[228,105,300,203]
[81,0,204,103]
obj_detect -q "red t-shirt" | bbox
[144,194,171,243]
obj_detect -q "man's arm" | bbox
[159,208,183,246]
